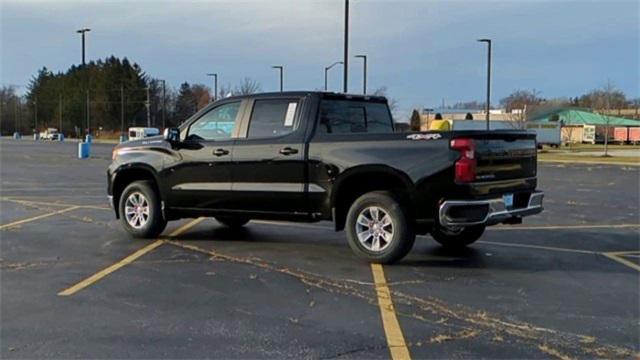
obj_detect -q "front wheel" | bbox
[119,180,167,238]
[345,191,415,264]
[430,223,485,249]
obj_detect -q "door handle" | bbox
[213,148,230,156]
[279,147,299,155]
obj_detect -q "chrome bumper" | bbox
[439,191,544,227]
[108,195,114,209]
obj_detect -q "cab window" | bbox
[187,101,241,141]
[247,99,299,139]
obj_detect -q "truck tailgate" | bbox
[456,131,537,182]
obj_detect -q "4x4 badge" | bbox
[406,133,442,140]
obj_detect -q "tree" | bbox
[371,86,398,114]
[174,82,197,124]
[234,78,261,95]
[190,83,211,110]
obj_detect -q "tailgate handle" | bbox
[213,148,230,156]
[279,147,298,155]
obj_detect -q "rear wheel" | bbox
[216,216,250,228]
[430,223,485,249]
[119,180,167,238]
[345,191,415,264]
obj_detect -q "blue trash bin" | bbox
[119,135,127,143]
[13,132,21,139]
[58,134,65,142]
[78,142,90,159]
[85,134,92,143]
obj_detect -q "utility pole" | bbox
[120,84,125,136]
[477,38,492,130]
[207,73,217,102]
[343,0,349,93]
[272,66,283,92]
[86,90,90,134]
[146,86,151,127]
[59,94,63,133]
[324,61,343,91]
[34,96,38,136]
[355,55,367,95]
[161,80,166,128]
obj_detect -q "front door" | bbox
[230,97,308,214]
[165,100,244,210]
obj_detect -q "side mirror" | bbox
[164,127,180,143]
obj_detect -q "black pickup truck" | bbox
[108,91,543,263]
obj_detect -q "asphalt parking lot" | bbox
[1,138,638,359]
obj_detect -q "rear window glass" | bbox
[319,99,393,134]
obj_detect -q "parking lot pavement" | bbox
[1,138,639,359]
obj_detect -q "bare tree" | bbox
[372,86,398,114]
[601,80,616,157]
[235,78,262,95]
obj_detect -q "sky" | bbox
[1,0,638,119]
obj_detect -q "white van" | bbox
[128,127,160,141]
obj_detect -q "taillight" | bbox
[450,138,476,182]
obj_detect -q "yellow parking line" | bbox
[371,263,411,360]
[57,217,205,296]
[490,224,640,231]
[0,206,81,230]
[602,251,640,272]
[478,241,599,255]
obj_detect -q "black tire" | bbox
[345,191,415,264]
[216,216,250,228]
[430,223,485,249]
[118,180,167,238]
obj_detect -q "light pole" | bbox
[355,54,367,95]
[157,79,166,129]
[324,61,343,91]
[477,38,491,130]
[76,28,90,65]
[272,66,283,92]
[77,28,91,136]
[343,0,349,93]
[206,73,218,102]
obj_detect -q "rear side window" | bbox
[247,99,299,138]
[319,100,394,134]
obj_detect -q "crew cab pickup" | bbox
[108,91,543,263]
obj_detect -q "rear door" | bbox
[230,96,308,214]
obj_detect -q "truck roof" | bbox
[220,91,388,103]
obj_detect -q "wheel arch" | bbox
[331,165,416,231]
[111,164,162,219]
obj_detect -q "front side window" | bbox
[247,99,299,139]
[319,99,394,134]
[187,101,241,141]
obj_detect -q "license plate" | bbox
[503,193,514,208]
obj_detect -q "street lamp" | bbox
[76,28,91,137]
[206,73,218,102]
[477,38,491,130]
[272,66,283,92]
[343,0,349,93]
[76,28,91,65]
[324,61,343,91]
[159,79,166,129]
[355,54,367,95]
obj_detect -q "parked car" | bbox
[40,128,59,140]
[108,91,544,263]
[128,127,160,141]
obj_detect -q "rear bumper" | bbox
[439,191,543,227]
